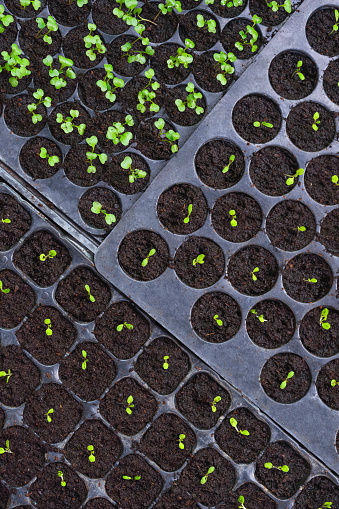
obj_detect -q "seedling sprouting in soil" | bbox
[0,6,13,34]
[331,379,339,387]
[332,175,339,186]
[211,395,221,412]
[303,278,318,283]
[0,440,12,454]
[175,83,204,115]
[251,309,267,323]
[214,315,223,326]
[142,249,156,267]
[251,267,259,281]
[266,0,291,13]
[120,156,147,184]
[56,110,86,135]
[253,120,273,128]
[330,9,339,34]
[0,370,12,383]
[320,308,331,330]
[0,43,31,87]
[20,0,41,11]
[36,16,58,45]
[86,136,107,174]
[126,395,134,414]
[230,417,250,435]
[117,322,134,332]
[294,226,306,232]
[193,254,205,266]
[312,112,320,131]
[235,15,262,53]
[291,60,305,80]
[44,318,52,336]
[27,89,51,124]
[45,408,54,422]
[223,154,235,173]
[43,55,76,90]
[91,201,116,226]
[1,218,11,223]
[229,209,237,227]
[121,37,154,65]
[158,0,182,16]
[154,118,180,153]
[96,64,124,103]
[58,470,66,487]
[69,0,89,6]
[319,503,332,508]
[178,434,185,449]
[137,69,160,113]
[184,204,193,224]
[163,355,169,369]
[40,147,59,167]
[112,0,140,28]
[238,496,247,509]
[85,284,95,302]
[106,115,134,147]
[280,371,294,389]
[264,462,289,472]
[82,350,88,370]
[213,51,236,86]
[122,475,141,480]
[39,250,56,261]
[196,14,216,33]
[200,466,215,484]
[167,39,195,69]
[285,168,304,186]
[0,281,10,294]
[84,23,106,62]
[87,445,95,462]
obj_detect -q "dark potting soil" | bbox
[220,482,277,509]
[246,299,295,349]
[119,76,164,121]
[19,136,62,180]
[227,245,278,296]
[118,229,169,281]
[107,35,148,77]
[16,304,77,365]
[179,10,220,51]
[260,352,311,404]
[154,485,198,509]
[318,208,339,257]
[13,229,71,287]
[151,43,192,85]
[0,58,31,94]
[63,145,104,188]
[0,425,46,486]
[174,236,225,289]
[5,0,46,17]
[29,462,87,509]
[0,9,17,54]
[100,377,157,435]
[190,291,241,343]
[92,110,135,155]
[64,419,122,478]
[282,253,333,303]
[300,306,339,358]
[5,93,46,137]
[323,58,339,105]
[286,101,336,152]
[294,475,339,509]
[34,57,78,106]
[140,2,178,44]
[306,7,339,57]
[266,200,316,251]
[94,300,150,359]
[193,50,234,93]
[165,84,206,127]
[134,336,190,394]
[136,117,178,160]
[55,266,111,322]
[195,138,245,190]
[138,412,196,472]
[104,152,150,195]
[0,407,4,429]
[48,0,91,26]
[232,94,282,144]
[157,183,207,235]
[209,0,247,19]
[178,447,235,507]
[249,0,288,26]
[0,269,35,329]
[268,50,318,100]
[255,440,311,499]
[0,193,31,250]
[63,24,106,70]
[48,101,91,146]
[84,499,114,509]
[92,0,127,35]
[0,345,40,407]
[221,18,263,59]
[316,358,339,410]
[78,68,118,112]
[249,145,300,196]
[304,155,339,206]
[59,341,117,401]
[175,372,231,429]
[18,18,62,61]
[78,187,122,230]
[212,192,262,242]
[105,454,163,509]
[0,483,9,509]
[215,407,270,464]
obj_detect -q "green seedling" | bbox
[163,355,169,369]
[142,249,156,267]
[82,350,88,370]
[69,0,89,6]
[230,417,250,435]
[214,315,223,326]
[213,51,236,86]
[56,109,86,135]
[285,168,304,186]
[126,395,134,414]
[84,23,106,62]
[193,254,205,266]
[280,371,294,389]
[320,308,331,330]
[253,120,273,128]
[184,204,193,224]
[122,475,141,480]
[330,9,339,34]
[331,175,339,186]
[235,15,262,53]
[58,470,66,487]
[27,89,51,124]
[1,218,11,223]
[0,440,12,454]
[167,39,195,69]
[312,112,320,131]
[211,395,221,412]
[106,115,134,147]
[0,370,12,383]
[200,466,215,484]
[86,136,107,174]
[137,69,160,113]
[45,408,54,422]
[120,156,147,184]
[331,379,339,387]
[264,462,289,472]
[20,0,41,10]
[224,0,244,5]
[158,0,182,16]
[294,225,306,232]
[0,281,10,294]
[121,36,154,65]
[251,267,259,281]
[319,503,332,508]
[251,309,267,323]
[36,16,58,44]
[0,43,31,87]
[44,318,52,336]
[238,496,247,509]
[0,6,13,34]
[266,0,291,13]
[91,201,116,226]
[39,250,56,261]
[96,63,124,103]
[175,82,204,115]
[43,54,76,90]
[304,278,317,283]
[178,433,185,449]
[223,154,235,173]
[154,118,180,153]
[196,14,217,33]
[117,322,134,331]
[40,147,59,167]
[85,284,95,302]
[291,60,304,80]
[229,209,237,227]
[113,0,140,28]
[87,445,95,462]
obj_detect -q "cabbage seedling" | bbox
[178,433,185,449]
[331,175,339,186]
[320,308,331,330]
[235,15,262,53]
[44,318,52,336]
[40,147,59,167]
[121,37,154,65]
[36,16,58,45]
[58,470,66,487]
[84,23,106,62]
[229,209,237,227]
[82,350,88,370]
[154,118,180,153]
[85,284,95,302]
[87,445,95,462]
[223,154,235,173]
[56,110,86,135]
[200,466,215,484]
[175,83,204,115]
[294,225,306,232]
[85,136,107,174]
[39,250,56,261]
[213,51,236,86]
[163,355,169,369]
[122,475,141,480]
[291,60,304,80]
[214,315,223,326]
[266,0,291,13]
[121,156,147,184]
[45,408,54,422]
[285,168,304,186]
[27,89,51,124]
[330,9,339,34]
[230,417,250,435]
[126,395,134,414]
[224,0,243,6]
[117,322,133,331]
[184,204,193,224]
[0,281,10,294]
[312,112,320,131]
[91,201,116,226]
[196,14,216,33]
[238,496,247,509]
[211,395,221,412]
[137,69,160,113]
[0,369,12,383]
[264,462,289,472]
[280,371,294,389]
[43,54,76,90]
[167,39,195,69]
[106,115,134,147]
[253,120,273,128]
[193,254,205,266]
[1,218,10,223]
[303,278,317,283]
[69,0,89,6]
[113,0,139,27]
[331,379,339,387]
[251,267,259,281]
[251,309,267,323]
[158,0,182,16]
[0,6,13,34]
[96,64,124,103]
[20,0,41,10]
[0,440,12,454]
[0,43,31,87]
[142,249,156,267]
[319,503,332,508]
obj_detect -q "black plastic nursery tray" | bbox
[95,0,339,476]
[0,0,304,242]
[2,182,339,509]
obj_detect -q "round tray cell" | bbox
[300,306,339,358]
[0,8,16,54]
[233,482,277,509]
[246,299,295,349]
[0,269,35,329]
[84,499,114,509]
[63,24,106,69]
[48,102,90,146]
[19,137,62,180]
[78,187,122,231]
[119,75,164,121]
[305,155,339,206]
[92,109,136,155]
[107,35,148,77]
[286,101,336,152]
[211,192,262,243]
[306,7,339,57]
[260,353,311,404]
[316,358,339,410]
[104,152,150,195]
[193,50,235,94]
[249,0,289,26]
[255,440,311,499]
[165,84,207,127]
[318,208,339,256]
[5,93,46,137]
[227,245,278,297]
[18,18,62,62]
[0,193,31,251]
[215,407,270,464]
[282,253,333,303]
[151,43,192,85]
[78,68,121,112]
[323,58,339,105]
[174,236,225,289]
[136,117,179,160]
[265,200,316,252]
[92,0,128,35]
[294,475,339,509]
[154,486,197,509]
[33,57,78,106]
[249,146,300,197]
[0,57,31,95]
[268,50,318,100]
[48,0,91,26]
[64,145,104,188]
[221,18,263,60]
[140,2,178,43]
[210,0,247,18]
[5,0,46,17]
[134,336,191,394]
[232,94,282,144]
[179,10,220,51]
[191,291,241,343]
[195,138,245,190]
[118,229,169,281]
[157,183,208,235]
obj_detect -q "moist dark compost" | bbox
[300,306,339,358]
[304,155,339,205]
[104,152,150,195]
[179,10,220,51]
[78,187,122,230]
[306,7,339,57]
[19,137,62,180]
[318,208,339,256]
[0,193,31,250]
[221,18,263,59]
[316,358,339,410]
[294,475,339,509]
[323,57,339,105]
[0,269,35,329]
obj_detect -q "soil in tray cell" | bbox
[0,8,17,54]
[105,453,163,509]
[249,0,289,26]
[119,76,165,121]
[0,57,31,95]
[100,376,158,435]
[34,57,78,106]
[151,43,192,86]
[78,67,120,112]
[64,419,123,478]
[84,500,114,509]
[255,440,311,499]
[0,269,35,329]
[219,482,277,509]
[154,485,198,509]
[294,475,339,508]
[193,50,235,94]
[92,0,127,35]
[139,2,178,44]
[104,152,150,195]
[138,412,196,472]
[305,155,339,206]
[316,358,339,410]
[63,24,106,70]
[179,10,220,51]
[221,18,263,59]
[323,58,339,106]
[134,336,191,394]
[136,117,179,160]
[19,137,62,180]
[92,110,136,155]
[59,341,117,401]
[165,84,207,127]
[300,306,339,358]
[5,0,46,18]
[78,187,122,231]
[175,372,231,429]
[48,101,91,146]
[0,483,9,509]
[5,93,47,137]
[18,18,62,62]
[107,35,148,78]
[64,145,105,188]
[0,193,31,251]
[209,0,247,19]
[318,208,339,257]
[215,406,270,464]
[306,6,339,58]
